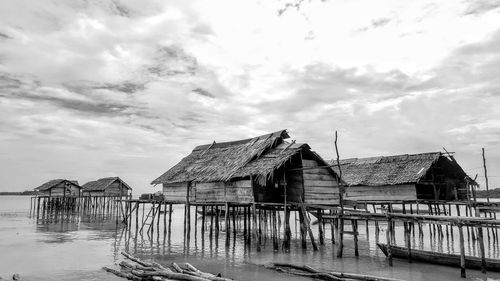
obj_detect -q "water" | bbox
[1,196,500,281]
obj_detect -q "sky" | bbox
[1,0,499,195]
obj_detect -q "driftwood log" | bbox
[103,252,234,281]
[265,262,403,281]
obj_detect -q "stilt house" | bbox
[34,179,81,197]
[152,130,342,206]
[332,152,472,201]
[81,177,132,197]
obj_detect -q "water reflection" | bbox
[1,195,499,281]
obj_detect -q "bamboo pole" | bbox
[482,148,490,203]
[333,130,345,258]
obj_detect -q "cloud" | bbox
[0,0,500,193]
[463,0,500,15]
[357,17,393,32]
[192,88,215,98]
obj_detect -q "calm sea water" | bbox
[1,195,499,281]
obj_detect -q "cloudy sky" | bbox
[1,0,499,194]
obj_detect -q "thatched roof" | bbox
[152,130,323,184]
[82,177,132,192]
[331,152,444,186]
[34,179,80,191]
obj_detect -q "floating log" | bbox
[265,262,403,281]
[103,252,235,281]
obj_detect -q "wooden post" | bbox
[299,208,307,249]
[214,206,220,235]
[186,183,191,240]
[225,202,230,246]
[201,206,206,233]
[299,200,318,251]
[406,222,412,263]
[386,215,393,266]
[232,206,236,238]
[333,130,345,258]
[156,202,161,231]
[482,148,490,203]
[252,203,260,251]
[247,205,252,245]
[135,202,139,234]
[210,206,214,239]
[163,202,167,236]
[353,219,359,256]
[318,209,324,245]
[330,209,335,244]
[283,206,291,250]
[459,224,466,278]
[477,225,487,274]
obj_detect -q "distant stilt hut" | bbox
[332,152,473,201]
[82,177,132,198]
[34,179,81,197]
[151,130,342,206]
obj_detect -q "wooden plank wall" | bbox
[105,182,128,196]
[49,182,81,196]
[195,180,254,203]
[163,182,189,202]
[225,180,254,203]
[302,159,340,205]
[345,184,417,201]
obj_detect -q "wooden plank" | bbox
[303,179,337,187]
[303,168,332,176]
[302,159,319,167]
[303,173,337,181]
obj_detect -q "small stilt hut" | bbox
[152,130,342,206]
[332,152,473,201]
[34,179,81,197]
[82,177,132,197]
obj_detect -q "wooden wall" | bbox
[345,184,417,201]
[162,182,192,202]
[195,180,254,203]
[104,181,129,196]
[302,159,340,205]
[49,182,81,196]
[163,180,253,203]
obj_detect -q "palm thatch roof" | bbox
[152,130,331,185]
[82,177,132,192]
[331,152,442,186]
[34,179,80,191]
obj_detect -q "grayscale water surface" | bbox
[1,196,500,281]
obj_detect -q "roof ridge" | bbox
[192,130,288,152]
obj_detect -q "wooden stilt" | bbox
[386,216,393,266]
[252,204,260,251]
[225,203,230,246]
[318,209,324,245]
[459,224,466,278]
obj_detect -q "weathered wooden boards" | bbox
[345,185,417,201]
[163,181,253,203]
[265,262,403,281]
[302,159,340,205]
[103,251,235,281]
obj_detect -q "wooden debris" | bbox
[265,262,403,281]
[103,252,234,281]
